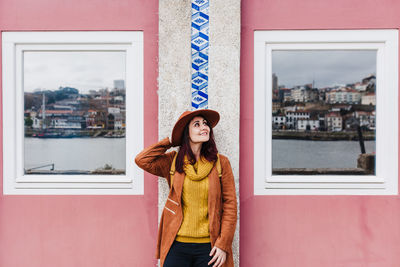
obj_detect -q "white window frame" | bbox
[2,31,144,195]
[254,29,398,195]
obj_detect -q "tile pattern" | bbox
[191,0,209,109]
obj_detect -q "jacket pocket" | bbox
[167,197,179,206]
[165,206,176,215]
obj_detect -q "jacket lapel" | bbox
[172,171,185,200]
[208,166,219,231]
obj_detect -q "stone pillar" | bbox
[208,0,241,265]
[159,0,240,265]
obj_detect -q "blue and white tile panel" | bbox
[191,0,209,110]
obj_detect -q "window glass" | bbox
[24,51,126,175]
[271,50,376,173]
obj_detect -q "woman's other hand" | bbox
[208,246,226,267]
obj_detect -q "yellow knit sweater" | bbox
[175,157,213,243]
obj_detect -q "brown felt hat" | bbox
[171,109,220,146]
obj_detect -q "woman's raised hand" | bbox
[208,246,226,267]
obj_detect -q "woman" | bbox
[135,109,237,267]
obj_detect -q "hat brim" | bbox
[171,109,220,146]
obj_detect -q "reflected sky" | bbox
[24,51,126,93]
[272,50,376,88]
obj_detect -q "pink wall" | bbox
[3,0,400,266]
[240,0,400,266]
[0,0,159,266]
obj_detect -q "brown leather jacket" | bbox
[135,137,237,267]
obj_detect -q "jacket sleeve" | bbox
[214,156,237,253]
[135,137,176,179]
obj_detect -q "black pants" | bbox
[163,241,213,267]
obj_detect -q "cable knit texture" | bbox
[176,156,214,243]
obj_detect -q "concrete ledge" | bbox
[357,153,375,174]
[273,168,371,175]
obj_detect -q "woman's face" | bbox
[188,116,210,144]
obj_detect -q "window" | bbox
[2,31,144,195]
[254,30,398,195]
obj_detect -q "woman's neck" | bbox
[189,142,202,161]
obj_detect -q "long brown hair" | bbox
[175,116,218,173]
